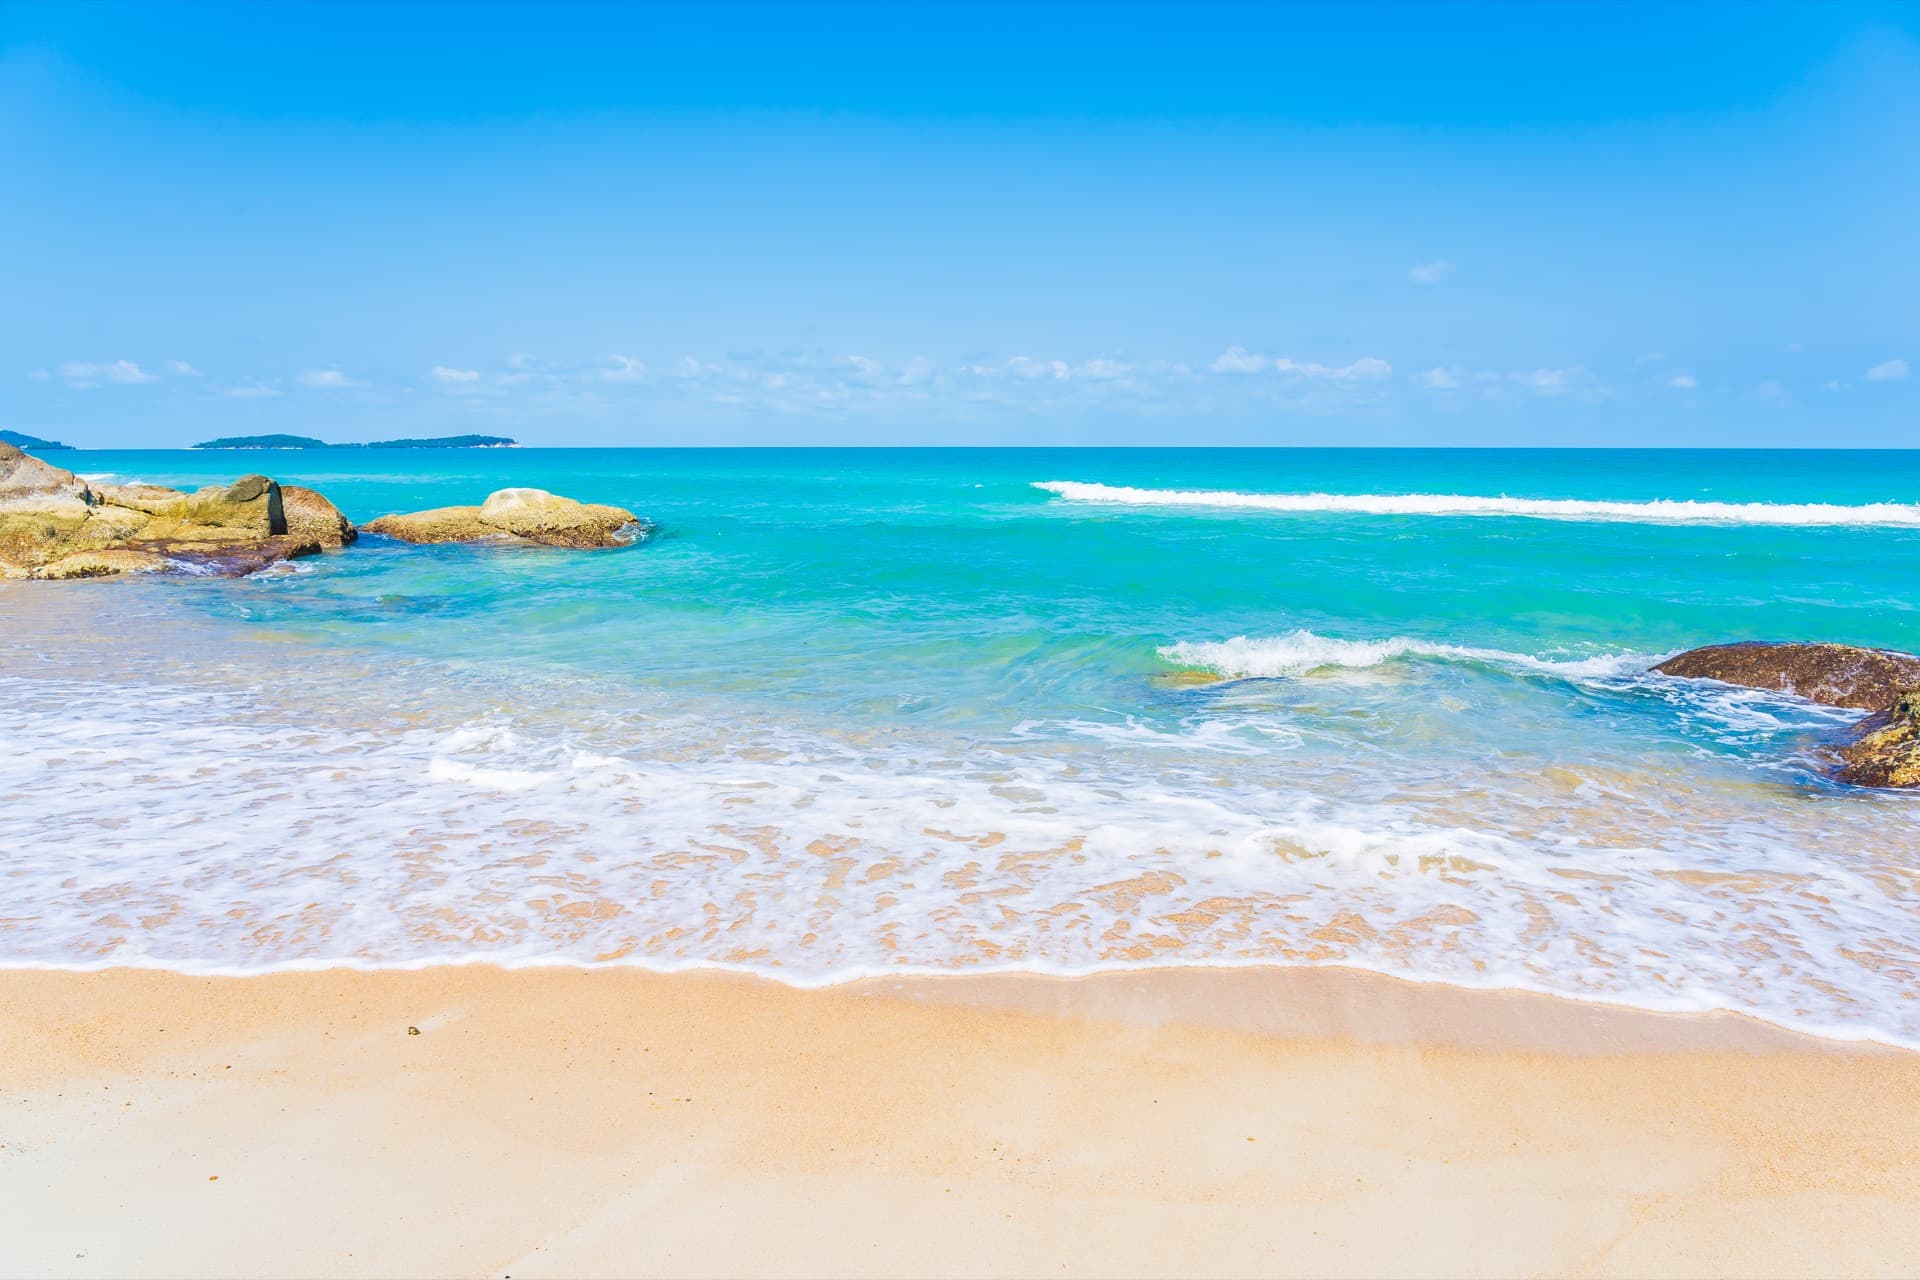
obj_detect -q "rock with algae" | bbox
[1653,642,1920,711]
[1835,691,1920,789]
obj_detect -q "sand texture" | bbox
[3,964,1918,1279]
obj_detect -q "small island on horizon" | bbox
[0,429,73,451]
[193,434,518,450]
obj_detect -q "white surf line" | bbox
[1034,480,1920,527]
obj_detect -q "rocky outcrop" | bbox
[477,488,642,548]
[0,443,315,579]
[360,505,503,545]
[1836,691,1920,789]
[1652,642,1920,711]
[0,444,97,570]
[281,485,357,548]
[1655,641,1920,788]
[2,444,649,581]
[364,488,644,549]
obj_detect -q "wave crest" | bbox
[1158,630,1647,680]
[1036,480,1920,527]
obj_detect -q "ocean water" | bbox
[4,448,1918,1044]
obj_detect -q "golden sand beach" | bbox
[4,964,1917,1278]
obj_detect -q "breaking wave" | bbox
[1035,480,1920,527]
[1159,630,1649,681]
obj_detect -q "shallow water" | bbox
[4,448,1918,1044]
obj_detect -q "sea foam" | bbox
[5,651,1918,1050]
[1035,480,1920,526]
[1158,630,1649,680]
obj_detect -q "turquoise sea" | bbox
[4,448,1918,1044]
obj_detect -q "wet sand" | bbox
[3,964,1918,1279]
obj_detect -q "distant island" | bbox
[364,435,518,450]
[193,434,332,450]
[1,429,73,450]
[193,434,517,450]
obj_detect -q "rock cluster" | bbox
[363,488,645,549]
[1654,641,1920,789]
[0,442,642,580]
[0,443,334,579]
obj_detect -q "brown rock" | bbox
[281,485,357,548]
[0,442,100,573]
[1652,642,1920,711]
[136,535,324,577]
[0,442,91,510]
[477,488,643,549]
[0,442,319,578]
[362,506,512,545]
[92,482,193,517]
[161,475,285,539]
[1836,691,1920,789]
[365,489,645,549]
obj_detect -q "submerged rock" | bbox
[1652,642,1920,711]
[365,488,643,549]
[1836,691,1920,789]
[32,549,176,580]
[143,535,323,577]
[1657,641,1920,789]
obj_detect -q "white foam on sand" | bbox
[3,655,1917,1051]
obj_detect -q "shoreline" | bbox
[3,955,1900,1056]
[6,963,1918,1278]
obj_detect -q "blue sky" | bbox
[2,1,1916,447]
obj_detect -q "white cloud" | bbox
[1275,356,1392,380]
[596,356,645,383]
[1415,367,1461,391]
[59,359,157,386]
[1667,373,1697,389]
[166,359,202,377]
[1008,356,1072,380]
[1865,358,1908,382]
[297,368,355,388]
[1209,346,1272,374]
[1514,367,1584,394]
[1408,259,1455,286]
[225,382,282,399]
[840,354,939,386]
[433,365,482,384]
